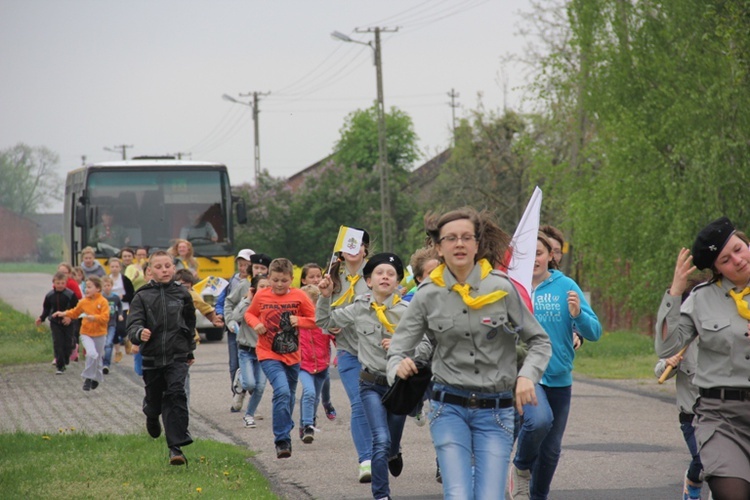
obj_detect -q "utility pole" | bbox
[447,88,460,144]
[354,26,398,252]
[104,144,133,160]
[240,91,270,185]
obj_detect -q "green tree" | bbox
[0,143,62,215]
[528,0,750,318]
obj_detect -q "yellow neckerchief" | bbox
[371,294,401,334]
[331,274,361,307]
[429,258,507,309]
[719,279,750,320]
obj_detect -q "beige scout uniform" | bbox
[387,263,551,393]
[656,281,750,480]
[317,292,408,376]
[316,261,370,357]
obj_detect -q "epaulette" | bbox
[353,292,372,303]
[489,269,509,279]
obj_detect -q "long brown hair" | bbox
[424,207,511,268]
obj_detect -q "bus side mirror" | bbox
[75,205,87,228]
[235,198,247,225]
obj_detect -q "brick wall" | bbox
[0,207,38,261]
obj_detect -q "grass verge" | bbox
[573,330,656,379]
[0,300,52,366]
[0,262,57,274]
[0,432,277,498]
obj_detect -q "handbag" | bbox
[381,359,432,415]
[271,311,299,354]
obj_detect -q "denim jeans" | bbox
[321,370,332,406]
[299,369,328,427]
[260,359,300,444]
[360,379,407,499]
[337,349,372,463]
[513,383,554,470]
[134,351,143,376]
[680,413,703,483]
[528,384,572,500]
[239,348,267,417]
[227,330,239,392]
[103,325,117,367]
[430,383,515,500]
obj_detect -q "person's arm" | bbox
[568,282,602,342]
[122,275,135,303]
[293,292,317,329]
[315,295,357,331]
[214,286,228,317]
[89,298,110,329]
[182,290,197,353]
[115,296,124,321]
[207,222,218,242]
[55,301,84,320]
[126,294,147,344]
[244,293,265,334]
[36,293,52,325]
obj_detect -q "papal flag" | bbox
[333,226,365,256]
[502,186,542,312]
[194,276,229,297]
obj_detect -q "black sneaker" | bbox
[388,453,403,477]
[169,446,186,466]
[302,425,315,444]
[146,417,161,438]
[275,441,292,459]
[436,464,442,483]
[82,379,92,391]
[103,366,110,375]
[91,380,99,390]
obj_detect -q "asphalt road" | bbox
[1,272,709,499]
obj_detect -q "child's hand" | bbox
[255,323,267,335]
[572,332,582,350]
[665,353,683,368]
[318,276,333,298]
[62,317,72,326]
[118,315,124,322]
[381,338,391,351]
[35,318,42,327]
[141,328,152,342]
[212,317,224,328]
[246,289,255,301]
[289,315,298,328]
[131,344,140,353]
[51,311,64,318]
[567,291,581,317]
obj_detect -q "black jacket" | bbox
[39,288,79,324]
[126,280,196,370]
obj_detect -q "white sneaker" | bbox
[358,460,372,483]
[231,390,246,412]
[243,415,256,428]
[508,464,531,500]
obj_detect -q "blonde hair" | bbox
[301,284,320,302]
[101,276,113,285]
[81,246,96,258]
[168,239,198,270]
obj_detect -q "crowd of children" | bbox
[36,210,722,500]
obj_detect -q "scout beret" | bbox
[250,253,273,268]
[691,216,736,270]
[363,252,404,281]
[381,359,432,415]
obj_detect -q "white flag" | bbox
[507,186,543,301]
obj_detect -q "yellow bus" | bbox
[63,157,247,339]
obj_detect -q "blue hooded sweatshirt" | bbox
[533,269,602,387]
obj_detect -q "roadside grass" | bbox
[573,330,656,379]
[0,300,52,366]
[0,432,277,499]
[0,262,57,274]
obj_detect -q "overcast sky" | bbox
[1,0,536,210]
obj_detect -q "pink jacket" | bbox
[299,326,333,374]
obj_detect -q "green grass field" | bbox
[0,262,58,274]
[573,330,656,379]
[0,432,277,499]
[0,299,53,366]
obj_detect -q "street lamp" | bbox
[331,28,397,252]
[222,92,268,185]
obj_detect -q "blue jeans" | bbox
[513,383,554,470]
[227,330,239,392]
[260,359,299,444]
[103,325,116,367]
[299,369,328,427]
[337,350,372,463]
[360,379,407,499]
[134,351,143,376]
[680,412,703,483]
[321,371,332,406]
[526,385,572,500]
[239,348,267,417]
[430,383,515,500]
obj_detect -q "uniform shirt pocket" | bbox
[428,317,455,334]
[699,317,732,354]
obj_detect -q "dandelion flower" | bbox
[42,435,51,440]
[196,487,202,493]
[223,471,229,477]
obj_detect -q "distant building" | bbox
[28,213,63,239]
[0,207,39,261]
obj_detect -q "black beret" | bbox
[691,217,736,270]
[351,227,370,245]
[363,252,404,281]
[381,359,432,415]
[250,253,273,268]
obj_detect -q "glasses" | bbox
[438,234,478,245]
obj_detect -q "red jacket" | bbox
[299,326,332,374]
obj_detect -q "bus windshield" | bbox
[84,169,231,256]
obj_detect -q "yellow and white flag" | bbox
[333,226,365,256]
[194,276,229,297]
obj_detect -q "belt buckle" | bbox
[468,394,479,409]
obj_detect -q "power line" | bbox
[103,144,133,160]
